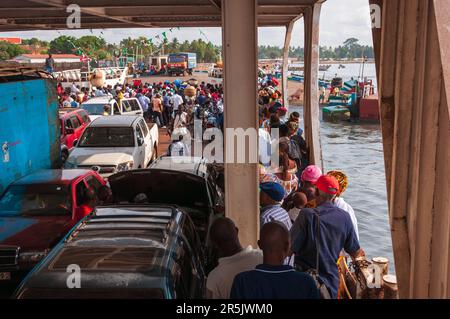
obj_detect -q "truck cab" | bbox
[167,53,197,76]
[81,96,143,121]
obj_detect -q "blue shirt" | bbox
[137,94,150,112]
[291,202,360,298]
[163,95,170,107]
[230,264,320,299]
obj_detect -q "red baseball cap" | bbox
[316,175,340,195]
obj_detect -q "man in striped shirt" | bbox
[260,182,292,230]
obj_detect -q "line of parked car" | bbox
[0,156,225,298]
[0,94,225,298]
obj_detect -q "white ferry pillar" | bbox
[221,0,259,247]
[303,3,323,167]
[282,19,296,111]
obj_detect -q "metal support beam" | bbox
[28,0,156,27]
[222,0,259,247]
[303,3,322,167]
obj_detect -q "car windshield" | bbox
[78,127,135,147]
[0,184,71,217]
[81,103,110,115]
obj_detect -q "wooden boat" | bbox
[319,64,331,71]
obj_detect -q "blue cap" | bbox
[260,182,285,202]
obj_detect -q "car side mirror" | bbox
[65,128,74,134]
[137,137,144,146]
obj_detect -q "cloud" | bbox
[0,0,373,48]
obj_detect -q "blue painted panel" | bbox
[0,78,60,195]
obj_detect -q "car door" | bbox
[70,115,85,143]
[121,100,132,115]
[72,177,90,222]
[76,111,91,134]
[138,119,153,165]
[134,123,146,168]
[63,117,75,149]
[131,99,143,116]
[112,101,121,115]
[125,99,143,116]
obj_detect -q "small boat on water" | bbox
[338,64,346,69]
[319,64,331,71]
[323,78,379,123]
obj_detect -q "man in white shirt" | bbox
[172,91,184,113]
[327,171,359,240]
[206,217,263,299]
[333,197,359,240]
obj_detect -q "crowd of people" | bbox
[204,71,364,299]
[55,68,365,299]
[56,78,224,149]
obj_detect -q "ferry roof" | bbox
[0,0,326,31]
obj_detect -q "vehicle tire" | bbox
[61,149,69,166]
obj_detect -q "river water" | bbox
[291,62,378,87]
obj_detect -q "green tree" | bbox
[0,41,26,60]
[48,35,78,54]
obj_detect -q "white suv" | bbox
[81,96,144,121]
[65,115,158,177]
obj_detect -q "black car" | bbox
[111,157,225,271]
[14,205,206,299]
[108,159,224,273]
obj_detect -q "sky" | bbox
[0,0,373,48]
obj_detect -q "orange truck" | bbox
[167,52,197,76]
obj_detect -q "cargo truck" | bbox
[0,66,61,195]
[167,52,197,76]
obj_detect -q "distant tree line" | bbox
[0,36,221,63]
[258,38,374,60]
[1,36,373,62]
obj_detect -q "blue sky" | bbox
[0,0,373,47]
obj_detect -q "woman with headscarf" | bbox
[273,141,298,196]
[327,170,359,240]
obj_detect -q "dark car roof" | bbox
[16,205,189,293]
[11,169,94,186]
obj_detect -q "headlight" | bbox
[19,250,49,263]
[116,161,134,172]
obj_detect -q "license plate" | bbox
[0,272,11,280]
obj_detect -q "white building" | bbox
[12,54,81,64]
